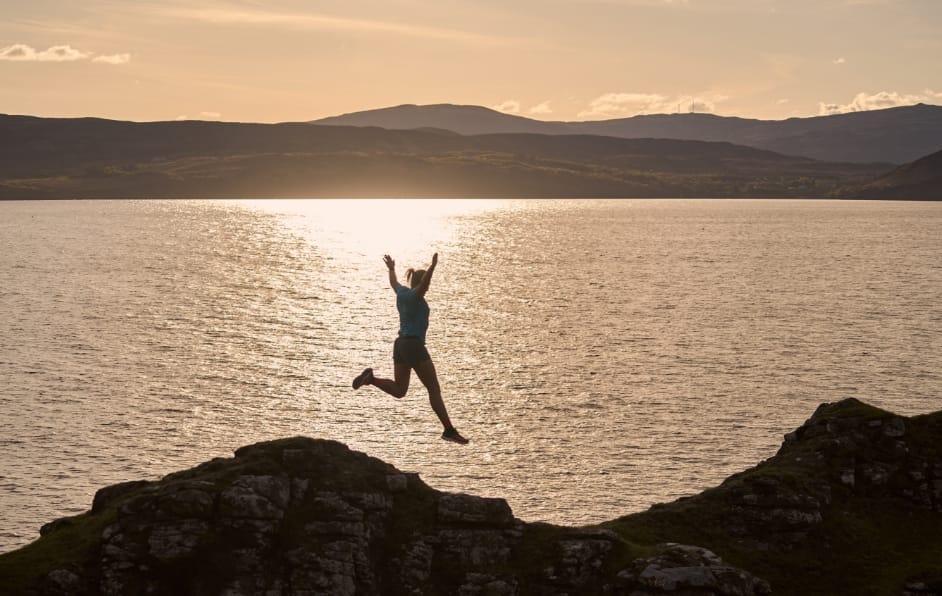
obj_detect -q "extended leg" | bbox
[370,362,412,399]
[413,358,453,429]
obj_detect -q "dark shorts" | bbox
[393,336,431,368]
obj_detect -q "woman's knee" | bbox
[392,365,411,398]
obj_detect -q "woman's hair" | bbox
[406,268,426,288]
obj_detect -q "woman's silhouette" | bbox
[352,252,469,444]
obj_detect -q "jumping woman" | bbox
[352,252,469,445]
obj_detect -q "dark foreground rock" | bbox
[1,398,940,596]
[607,398,942,595]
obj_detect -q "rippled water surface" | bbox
[1,199,940,552]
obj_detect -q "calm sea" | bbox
[1,199,940,553]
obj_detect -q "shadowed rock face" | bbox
[22,437,768,596]
[8,397,942,595]
[685,400,942,554]
[606,398,942,595]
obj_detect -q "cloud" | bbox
[93,53,131,65]
[493,100,521,114]
[176,112,223,121]
[819,90,942,114]
[578,92,724,119]
[0,43,89,62]
[575,0,690,6]
[494,100,554,116]
[579,93,667,118]
[154,6,509,45]
[0,43,130,64]
[833,57,846,64]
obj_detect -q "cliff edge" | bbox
[1,398,940,595]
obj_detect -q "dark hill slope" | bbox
[313,103,575,135]
[847,148,942,200]
[0,115,472,178]
[0,114,886,199]
[0,114,805,176]
[313,103,942,164]
[578,104,942,163]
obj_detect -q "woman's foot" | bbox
[441,427,469,445]
[352,368,374,389]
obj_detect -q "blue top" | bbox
[394,285,430,342]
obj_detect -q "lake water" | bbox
[1,198,940,553]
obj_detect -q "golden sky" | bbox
[2,0,940,123]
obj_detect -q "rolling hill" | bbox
[844,148,942,199]
[312,103,942,164]
[0,114,889,200]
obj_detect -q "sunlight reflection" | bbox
[236,199,513,265]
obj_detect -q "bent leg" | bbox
[413,358,453,430]
[370,362,411,399]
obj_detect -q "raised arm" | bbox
[414,252,438,298]
[383,254,400,290]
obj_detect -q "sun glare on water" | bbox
[236,198,514,265]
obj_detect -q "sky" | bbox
[1,0,941,123]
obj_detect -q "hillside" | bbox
[0,114,887,199]
[312,103,942,164]
[1,398,940,595]
[313,103,575,136]
[845,148,942,200]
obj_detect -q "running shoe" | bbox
[441,427,469,445]
[352,368,373,389]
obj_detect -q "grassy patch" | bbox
[0,508,114,594]
[810,398,894,423]
[604,486,942,595]
[754,499,942,596]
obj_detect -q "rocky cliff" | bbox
[1,398,940,596]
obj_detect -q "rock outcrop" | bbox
[606,398,942,595]
[1,398,940,596]
[11,438,766,596]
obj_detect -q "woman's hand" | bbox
[383,254,395,271]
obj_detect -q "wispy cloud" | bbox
[0,44,89,62]
[493,100,521,114]
[175,111,223,121]
[819,90,942,114]
[0,43,130,64]
[93,53,131,65]
[152,5,510,45]
[493,100,556,116]
[529,101,553,116]
[568,0,691,6]
[578,92,726,119]
[580,93,664,118]
[833,57,846,65]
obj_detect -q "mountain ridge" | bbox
[0,113,890,200]
[311,103,942,164]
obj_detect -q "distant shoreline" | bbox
[2,111,938,200]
